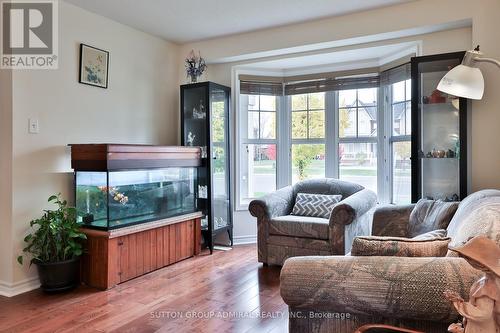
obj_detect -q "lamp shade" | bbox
[437,64,484,100]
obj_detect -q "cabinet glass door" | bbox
[415,56,463,201]
[210,87,230,231]
[182,86,209,229]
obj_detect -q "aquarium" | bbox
[75,168,197,229]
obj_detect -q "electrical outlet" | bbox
[29,118,39,134]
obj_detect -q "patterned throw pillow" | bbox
[351,236,451,257]
[291,193,342,219]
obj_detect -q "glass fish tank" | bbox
[70,144,201,230]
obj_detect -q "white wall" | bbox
[1,1,180,294]
[0,68,13,287]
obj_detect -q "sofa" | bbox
[248,178,377,266]
[280,189,500,333]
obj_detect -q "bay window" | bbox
[236,64,412,207]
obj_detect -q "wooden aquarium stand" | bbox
[80,211,203,289]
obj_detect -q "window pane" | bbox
[405,79,412,100]
[292,144,325,184]
[248,95,259,110]
[392,81,405,103]
[392,141,411,203]
[405,101,411,135]
[308,92,325,110]
[358,88,377,106]
[292,111,307,139]
[358,106,377,137]
[392,102,405,136]
[339,90,356,108]
[292,94,307,111]
[309,111,325,139]
[248,111,259,139]
[240,144,277,202]
[260,95,276,111]
[339,108,356,137]
[260,112,276,139]
[339,143,377,194]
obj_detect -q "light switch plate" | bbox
[29,118,39,134]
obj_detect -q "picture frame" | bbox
[79,43,109,89]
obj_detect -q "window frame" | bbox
[335,89,380,195]
[388,79,412,204]
[289,92,327,184]
[238,94,281,208]
[234,70,411,209]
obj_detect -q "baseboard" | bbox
[0,277,40,297]
[233,234,257,245]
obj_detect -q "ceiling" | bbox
[241,42,418,74]
[64,0,415,43]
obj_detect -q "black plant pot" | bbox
[35,257,80,293]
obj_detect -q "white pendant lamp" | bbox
[437,46,500,100]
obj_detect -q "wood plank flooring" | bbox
[0,245,287,333]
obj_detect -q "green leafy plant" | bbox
[17,194,86,266]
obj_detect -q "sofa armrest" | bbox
[330,189,377,226]
[330,189,377,225]
[328,189,377,254]
[372,204,415,237]
[248,185,294,220]
[280,255,480,322]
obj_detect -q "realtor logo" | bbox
[1,0,58,69]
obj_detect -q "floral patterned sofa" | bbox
[280,189,500,333]
[248,178,377,266]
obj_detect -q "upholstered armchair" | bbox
[248,178,377,266]
[280,190,500,333]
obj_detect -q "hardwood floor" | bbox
[0,244,288,333]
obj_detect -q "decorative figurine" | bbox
[198,185,208,199]
[187,132,196,146]
[444,236,500,333]
[200,146,207,158]
[429,89,446,104]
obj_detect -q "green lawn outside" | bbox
[250,160,410,177]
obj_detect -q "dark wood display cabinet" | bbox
[180,82,233,253]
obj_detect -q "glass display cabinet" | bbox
[181,82,232,252]
[411,52,468,202]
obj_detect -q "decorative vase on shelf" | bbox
[185,50,206,84]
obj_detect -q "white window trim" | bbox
[233,68,284,211]
[387,80,412,204]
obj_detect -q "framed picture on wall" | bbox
[79,44,109,89]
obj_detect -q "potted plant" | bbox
[17,194,86,292]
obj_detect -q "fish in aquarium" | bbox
[97,186,129,205]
